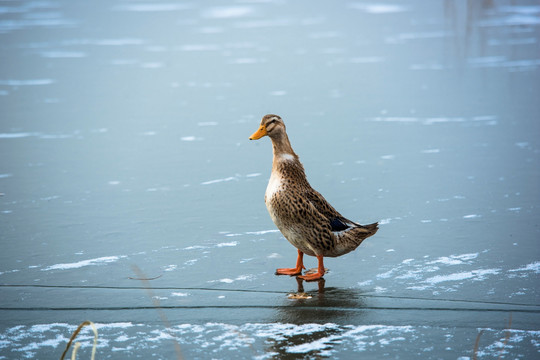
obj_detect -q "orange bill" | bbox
[249,125,267,140]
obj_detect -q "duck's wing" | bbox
[304,188,359,231]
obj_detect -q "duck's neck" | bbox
[270,133,302,170]
[271,132,295,157]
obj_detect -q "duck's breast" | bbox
[264,173,319,257]
[265,171,284,226]
[265,171,282,202]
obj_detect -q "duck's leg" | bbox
[276,250,305,276]
[298,255,325,281]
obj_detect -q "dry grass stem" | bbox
[131,265,183,360]
[497,313,513,360]
[60,320,98,360]
[473,329,484,360]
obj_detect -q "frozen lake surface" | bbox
[1,0,539,358]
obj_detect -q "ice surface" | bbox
[202,6,253,19]
[508,261,540,274]
[41,256,126,271]
[0,79,54,86]
[424,269,501,285]
[2,322,538,359]
[115,3,191,12]
[349,4,408,14]
[1,0,539,359]
[201,176,237,185]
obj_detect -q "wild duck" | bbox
[249,114,379,281]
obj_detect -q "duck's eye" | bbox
[268,119,277,125]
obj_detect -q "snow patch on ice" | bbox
[425,268,501,284]
[42,256,126,271]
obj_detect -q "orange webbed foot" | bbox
[298,271,324,281]
[275,267,304,276]
[275,250,305,276]
[297,255,325,281]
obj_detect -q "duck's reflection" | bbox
[294,277,326,296]
[260,277,369,358]
[274,277,368,324]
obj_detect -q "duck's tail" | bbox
[360,222,379,235]
[331,221,379,257]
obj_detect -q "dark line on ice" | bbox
[361,293,540,308]
[1,283,539,308]
[0,306,539,313]
[0,283,285,294]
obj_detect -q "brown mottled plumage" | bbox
[249,114,379,281]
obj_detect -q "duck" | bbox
[249,114,379,281]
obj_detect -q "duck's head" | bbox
[249,114,285,140]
